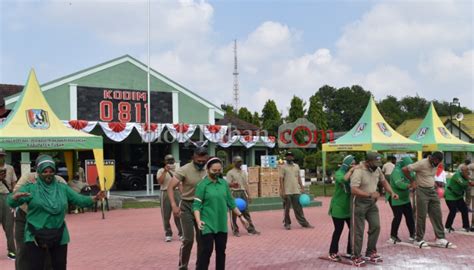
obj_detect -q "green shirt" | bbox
[8,181,94,245]
[329,169,351,218]
[445,171,469,201]
[386,165,412,206]
[192,177,236,235]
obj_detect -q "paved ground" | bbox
[1,197,473,269]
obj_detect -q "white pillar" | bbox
[172,91,179,123]
[208,108,215,125]
[69,84,78,120]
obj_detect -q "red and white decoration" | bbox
[61,120,275,148]
[63,120,97,133]
[217,135,240,148]
[135,123,164,143]
[99,122,135,142]
[200,125,228,143]
[260,136,276,148]
[165,124,197,143]
[239,135,259,148]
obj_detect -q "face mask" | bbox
[368,163,378,172]
[209,172,222,179]
[287,160,294,164]
[194,162,205,170]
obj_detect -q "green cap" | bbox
[366,152,382,166]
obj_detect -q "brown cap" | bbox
[164,154,174,161]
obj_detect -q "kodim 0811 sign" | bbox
[77,86,172,123]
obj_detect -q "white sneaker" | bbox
[435,238,452,248]
[165,236,172,242]
[413,240,428,248]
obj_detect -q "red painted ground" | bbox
[1,197,472,269]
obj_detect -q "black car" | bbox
[115,165,159,190]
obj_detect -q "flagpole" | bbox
[147,0,152,195]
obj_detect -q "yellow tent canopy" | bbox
[408,103,474,152]
[322,96,422,152]
[0,70,106,190]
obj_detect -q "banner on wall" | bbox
[85,159,115,190]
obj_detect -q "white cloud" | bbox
[363,65,417,97]
[2,0,473,114]
[336,1,472,66]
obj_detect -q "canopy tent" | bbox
[322,96,422,152]
[0,70,106,190]
[320,96,421,195]
[409,103,474,152]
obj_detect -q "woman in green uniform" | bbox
[8,155,104,270]
[386,157,416,243]
[193,157,248,270]
[444,165,473,232]
[328,155,355,261]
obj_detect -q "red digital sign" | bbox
[77,86,172,123]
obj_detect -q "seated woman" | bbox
[8,155,104,270]
[193,157,249,270]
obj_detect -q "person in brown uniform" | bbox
[157,154,183,242]
[226,156,260,237]
[0,165,16,260]
[402,151,454,248]
[350,152,398,266]
[168,147,208,270]
[280,152,313,230]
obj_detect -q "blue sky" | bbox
[1,0,473,112]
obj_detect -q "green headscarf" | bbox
[340,155,355,173]
[35,155,65,215]
[396,156,414,179]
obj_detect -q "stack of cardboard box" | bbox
[259,167,280,197]
[247,167,260,198]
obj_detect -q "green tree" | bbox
[261,100,282,136]
[251,112,261,127]
[378,96,404,128]
[307,94,328,130]
[316,85,371,131]
[287,95,306,122]
[221,104,235,116]
[237,107,253,123]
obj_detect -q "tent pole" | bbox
[322,151,326,196]
[146,0,152,195]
